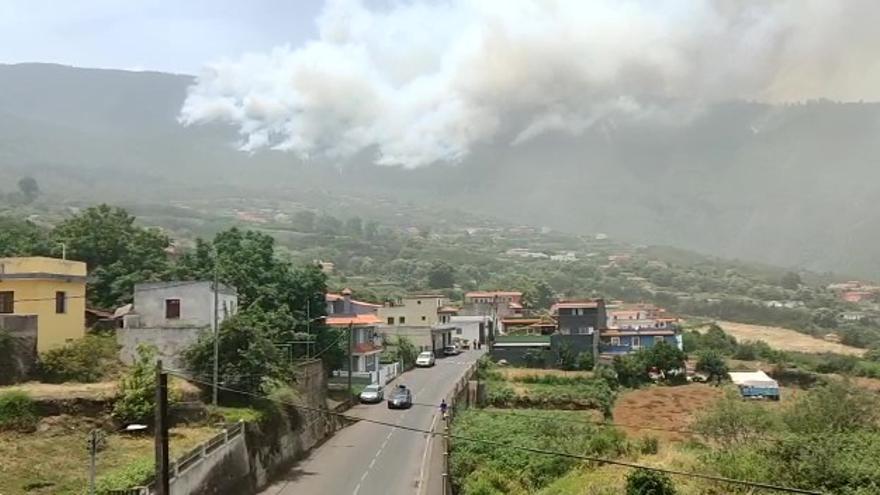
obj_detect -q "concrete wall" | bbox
[0,314,38,384]
[131,281,237,329]
[117,326,205,369]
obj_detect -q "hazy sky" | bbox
[0,0,322,74]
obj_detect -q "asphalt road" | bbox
[259,350,483,495]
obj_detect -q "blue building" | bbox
[598,328,682,354]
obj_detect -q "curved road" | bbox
[259,350,482,495]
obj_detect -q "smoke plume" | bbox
[180,0,880,167]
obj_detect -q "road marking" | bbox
[417,411,440,495]
[353,483,361,495]
[361,471,369,481]
[369,457,377,469]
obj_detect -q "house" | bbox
[607,303,679,330]
[449,315,492,347]
[0,256,87,353]
[729,371,780,400]
[326,289,383,375]
[553,299,606,335]
[462,291,524,319]
[118,281,238,367]
[599,329,681,354]
[552,299,607,363]
[326,289,381,316]
[378,294,449,326]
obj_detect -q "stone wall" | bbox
[116,326,205,369]
[0,315,38,385]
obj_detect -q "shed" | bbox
[728,371,780,400]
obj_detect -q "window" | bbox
[55,291,67,314]
[165,299,181,319]
[610,336,620,345]
[387,317,394,325]
[632,336,641,348]
[0,291,13,314]
[456,328,462,334]
[398,316,405,324]
[417,300,421,304]
[421,316,426,321]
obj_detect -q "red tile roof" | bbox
[326,314,382,326]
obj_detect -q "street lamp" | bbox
[88,424,147,494]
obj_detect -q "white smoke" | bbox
[179,0,880,167]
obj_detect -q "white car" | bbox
[359,384,384,404]
[415,351,436,367]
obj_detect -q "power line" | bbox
[166,371,823,495]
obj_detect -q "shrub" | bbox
[557,343,577,370]
[613,354,648,388]
[112,344,158,425]
[636,436,660,455]
[625,469,676,495]
[0,391,37,431]
[95,456,154,494]
[695,350,728,385]
[38,333,121,383]
[577,351,595,371]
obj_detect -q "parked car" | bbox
[359,384,384,403]
[443,345,459,356]
[415,351,435,367]
[387,384,413,409]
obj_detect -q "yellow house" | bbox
[0,256,87,352]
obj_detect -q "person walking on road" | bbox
[440,399,449,420]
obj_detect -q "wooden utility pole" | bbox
[348,322,354,398]
[155,360,170,495]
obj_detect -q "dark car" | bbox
[387,385,413,409]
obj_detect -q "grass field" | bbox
[711,321,865,356]
[0,419,218,495]
[497,368,594,381]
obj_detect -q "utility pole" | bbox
[154,360,170,495]
[347,322,354,399]
[212,268,219,406]
[87,429,98,495]
[306,301,311,359]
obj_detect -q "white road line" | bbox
[353,483,361,495]
[369,457,377,469]
[417,412,440,495]
[361,471,369,481]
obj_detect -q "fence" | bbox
[108,421,245,495]
[438,361,479,495]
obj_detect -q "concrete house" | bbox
[325,289,383,375]
[449,315,492,347]
[0,256,86,352]
[602,303,682,353]
[118,281,238,367]
[461,291,524,320]
[378,294,449,326]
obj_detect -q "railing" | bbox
[109,421,245,495]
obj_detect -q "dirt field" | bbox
[712,321,865,356]
[0,378,202,401]
[497,368,594,380]
[612,384,725,441]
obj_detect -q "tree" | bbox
[0,217,50,257]
[557,343,577,370]
[345,217,363,237]
[427,260,456,289]
[695,350,728,385]
[292,210,316,232]
[52,205,170,307]
[113,344,159,424]
[184,308,287,394]
[577,352,595,371]
[17,177,40,204]
[779,271,803,290]
[363,220,380,240]
[395,336,419,369]
[642,340,687,380]
[625,469,677,495]
[613,354,648,388]
[524,280,556,309]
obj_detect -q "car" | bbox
[415,351,435,367]
[387,385,413,409]
[358,384,384,403]
[443,345,458,356]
